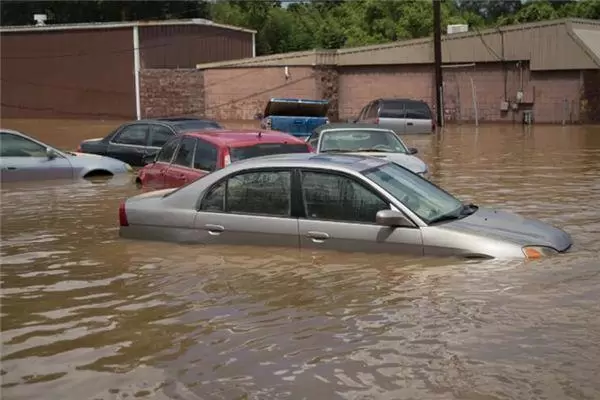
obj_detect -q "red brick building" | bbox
[0,19,256,119]
[193,18,599,124]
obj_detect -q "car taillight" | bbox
[118,201,129,227]
[76,144,82,152]
[375,118,380,124]
[432,120,436,131]
[222,148,231,167]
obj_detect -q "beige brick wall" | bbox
[203,67,318,121]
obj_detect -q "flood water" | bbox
[1,120,600,400]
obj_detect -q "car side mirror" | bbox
[254,112,264,120]
[46,147,58,160]
[142,152,157,165]
[408,147,418,155]
[376,209,414,228]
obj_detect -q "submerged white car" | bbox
[306,123,428,176]
[0,129,133,182]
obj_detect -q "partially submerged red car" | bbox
[136,129,312,190]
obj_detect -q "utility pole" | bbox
[433,0,443,127]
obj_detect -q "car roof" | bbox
[129,117,220,126]
[183,129,307,147]
[313,122,393,133]
[0,128,21,135]
[222,152,389,173]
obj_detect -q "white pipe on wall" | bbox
[133,25,141,120]
[252,32,256,57]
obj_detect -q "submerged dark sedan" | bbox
[77,117,222,167]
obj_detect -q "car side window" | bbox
[156,137,180,163]
[171,137,196,168]
[367,102,379,119]
[228,171,291,216]
[301,171,389,223]
[193,138,218,171]
[0,132,47,157]
[200,180,226,212]
[149,125,174,148]
[113,124,148,146]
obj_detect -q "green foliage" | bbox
[1,0,598,56]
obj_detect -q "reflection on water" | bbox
[1,122,600,400]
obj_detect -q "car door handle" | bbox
[307,231,329,242]
[407,122,414,126]
[205,224,224,235]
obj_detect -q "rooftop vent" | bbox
[33,14,47,26]
[447,24,468,34]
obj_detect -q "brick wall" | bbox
[139,69,204,118]
[338,65,434,120]
[203,67,317,120]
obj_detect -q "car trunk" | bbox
[264,98,330,138]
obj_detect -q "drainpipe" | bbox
[252,32,256,58]
[133,25,141,120]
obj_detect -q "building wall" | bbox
[139,25,253,69]
[202,67,318,120]
[139,69,204,118]
[0,28,135,119]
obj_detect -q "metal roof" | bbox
[0,18,256,34]
[196,18,599,71]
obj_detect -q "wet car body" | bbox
[307,123,429,176]
[77,117,222,167]
[0,129,133,182]
[119,153,572,260]
[137,129,312,190]
[258,98,330,139]
[354,98,435,135]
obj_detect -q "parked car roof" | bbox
[313,122,392,133]
[220,152,389,173]
[128,117,222,131]
[183,129,307,147]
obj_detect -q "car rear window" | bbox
[380,100,432,120]
[230,143,310,162]
[173,120,222,132]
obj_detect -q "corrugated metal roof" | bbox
[0,18,256,34]
[196,18,600,71]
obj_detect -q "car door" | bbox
[194,169,299,248]
[163,136,197,188]
[192,137,219,178]
[377,101,407,134]
[140,136,181,189]
[404,101,434,134]
[106,123,150,166]
[0,131,73,182]
[296,169,423,255]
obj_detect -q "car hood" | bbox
[67,152,132,171]
[346,152,427,174]
[441,207,572,252]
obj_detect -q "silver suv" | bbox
[354,98,435,134]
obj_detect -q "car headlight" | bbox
[125,163,133,172]
[522,246,559,259]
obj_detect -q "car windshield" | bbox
[363,162,464,224]
[319,130,409,153]
[229,143,309,162]
[173,120,222,132]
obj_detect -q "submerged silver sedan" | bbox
[307,123,428,176]
[119,153,572,260]
[0,129,133,182]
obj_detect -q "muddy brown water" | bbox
[1,119,600,400]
